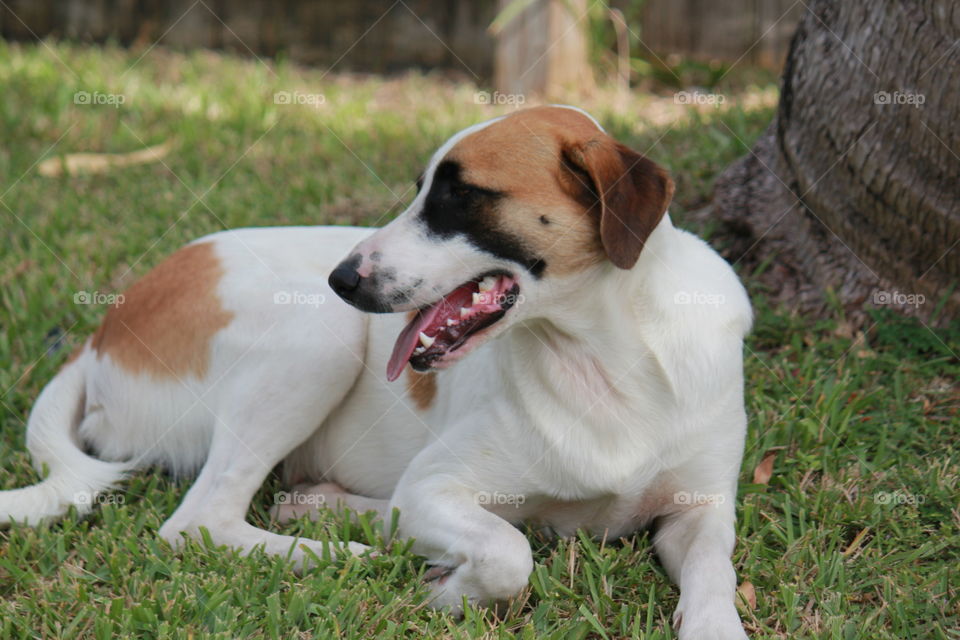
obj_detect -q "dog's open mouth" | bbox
[387,273,520,381]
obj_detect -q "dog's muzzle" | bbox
[328,259,395,313]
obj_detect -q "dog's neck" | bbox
[501,215,677,399]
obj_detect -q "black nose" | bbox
[329,264,361,297]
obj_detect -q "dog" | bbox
[0,106,752,639]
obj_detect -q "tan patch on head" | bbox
[90,242,233,380]
[447,106,673,274]
[447,108,603,276]
[404,311,438,410]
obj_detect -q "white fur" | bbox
[0,111,751,639]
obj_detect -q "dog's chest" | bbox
[496,475,680,539]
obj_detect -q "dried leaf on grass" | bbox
[38,140,174,177]
[753,451,778,485]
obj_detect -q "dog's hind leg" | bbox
[157,351,371,568]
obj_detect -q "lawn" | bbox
[0,42,957,639]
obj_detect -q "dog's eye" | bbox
[451,185,474,199]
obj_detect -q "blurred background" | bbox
[0,1,797,90]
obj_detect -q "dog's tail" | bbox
[0,356,129,526]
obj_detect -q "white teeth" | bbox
[472,293,482,305]
[460,307,470,318]
[418,332,435,348]
[479,276,497,292]
[446,318,457,326]
[413,346,426,355]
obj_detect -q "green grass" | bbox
[1,42,957,639]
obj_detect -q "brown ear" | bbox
[564,137,675,269]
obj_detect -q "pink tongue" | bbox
[386,277,511,382]
[386,304,444,381]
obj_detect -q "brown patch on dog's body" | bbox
[446,106,674,274]
[404,310,438,410]
[406,369,438,411]
[90,242,233,380]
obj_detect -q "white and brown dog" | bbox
[1,106,752,639]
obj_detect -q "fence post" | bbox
[493,0,593,99]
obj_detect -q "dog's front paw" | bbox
[422,564,469,616]
[674,602,748,640]
[422,561,529,619]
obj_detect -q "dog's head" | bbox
[329,106,674,380]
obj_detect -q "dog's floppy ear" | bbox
[563,137,674,269]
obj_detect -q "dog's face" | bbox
[330,106,675,380]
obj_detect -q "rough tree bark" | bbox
[711,0,960,326]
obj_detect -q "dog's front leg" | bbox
[653,499,748,640]
[391,475,533,615]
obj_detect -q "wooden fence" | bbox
[0,0,800,78]
[639,0,802,69]
[0,0,500,78]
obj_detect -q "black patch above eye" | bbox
[424,161,492,212]
[418,160,547,278]
[429,162,482,203]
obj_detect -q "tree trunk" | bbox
[711,0,960,326]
